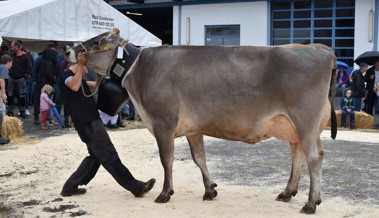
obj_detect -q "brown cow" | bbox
[68,28,337,214]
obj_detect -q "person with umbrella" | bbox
[350,62,369,112]
[336,61,350,96]
[363,61,379,115]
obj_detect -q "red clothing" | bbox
[336,70,350,86]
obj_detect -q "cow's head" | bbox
[68,27,128,75]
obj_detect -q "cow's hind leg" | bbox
[187,134,217,200]
[276,142,305,202]
[300,137,324,214]
[154,127,175,203]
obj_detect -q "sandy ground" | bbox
[0,127,379,218]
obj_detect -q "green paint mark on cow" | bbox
[291,48,313,57]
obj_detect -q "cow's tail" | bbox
[329,58,337,140]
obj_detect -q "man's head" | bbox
[10,41,22,54]
[0,54,13,69]
[374,61,379,70]
[359,62,369,73]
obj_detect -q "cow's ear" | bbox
[111,27,120,35]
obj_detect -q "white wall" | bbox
[173,1,269,46]
[354,0,375,62]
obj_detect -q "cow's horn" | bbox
[112,27,120,35]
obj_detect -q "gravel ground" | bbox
[173,133,379,205]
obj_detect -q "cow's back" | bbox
[124,44,335,142]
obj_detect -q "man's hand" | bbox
[1,93,7,103]
[77,52,87,66]
[347,108,351,113]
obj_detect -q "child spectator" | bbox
[40,84,55,130]
[336,67,350,96]
[340,89,355,129]
[0,54,12,144]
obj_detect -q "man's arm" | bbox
[66,53,87,92]
[86,74,103,91]
[32,56,42,83]
[0,78,6,103]
[24,55,33,78]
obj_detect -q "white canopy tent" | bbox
[0,0,161,47]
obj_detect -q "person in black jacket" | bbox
[363,61,379,115]
[33,48,58,125]
[7,41,32,118]
[350,62,369,112]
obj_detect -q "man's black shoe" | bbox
[125,114,135,121]
[0,137,10,144]
[135,178,156,198]
[62,124,71,128]
[19,112,26,118]
[117,122,125,128]
[61,188,87,197]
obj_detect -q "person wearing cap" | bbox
[350,62,369,112]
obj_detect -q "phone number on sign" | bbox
[92,21,114,27]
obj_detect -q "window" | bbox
[205,25,240,46]
[271,0,355,66]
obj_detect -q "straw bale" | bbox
[1,116,23,139]
[327,110,373,129]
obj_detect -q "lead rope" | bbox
[77,42,100,98]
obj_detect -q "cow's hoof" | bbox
[300,203,316,214]
[276,193,292,202]
[203,183,218,200]
[154,190,174,203]
[203,189,218,200]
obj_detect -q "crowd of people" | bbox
[0,41,138,137]
[1,41,155,199]
[337,61,379,129]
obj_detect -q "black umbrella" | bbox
[354,51,379,65]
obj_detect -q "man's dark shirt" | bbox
[58,68,100,130]
[9,52,32,79]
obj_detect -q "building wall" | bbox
[173,1,269,46]
[355,0,375,63]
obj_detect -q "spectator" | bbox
[40,84,55,130]
[364,60,379,115]
[125,98,136,120]
[340,89,355,129]
[0,45,9,57]
[336,67,350,96]
[0,54,12,144]
[56,44,74,128]
[7,41,32,118]
[32,46,58,125]
[99,110,120,129]
[17,40,34,116]
[350,62,368,112]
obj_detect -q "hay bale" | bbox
[2,116,23,139]
[327,110,373,129]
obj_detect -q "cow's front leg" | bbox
[300,137,323,214]
[154,128,175,203]
[187,134,217,200]
[276,142,305,202]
